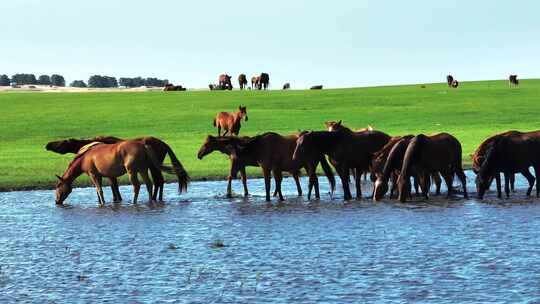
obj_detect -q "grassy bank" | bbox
[2,79,540,191]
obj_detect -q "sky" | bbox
[1,0,539,89]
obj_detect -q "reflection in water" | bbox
[1,172,540,303]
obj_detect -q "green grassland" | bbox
[1,79,540,191]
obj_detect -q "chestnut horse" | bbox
[293,128,391,200]
[372,135,441,201]
[213,105,248,136]
[251,76,259,89]
[218,74,233,90]
[238,74,248,90]
[55,140,174,205]
[46,136,189,201]
[475,131,540,199]
[397,133,467,202]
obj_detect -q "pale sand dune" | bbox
[0,85,166,93]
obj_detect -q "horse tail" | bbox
[161,142,189,194]
[319,155,335,194]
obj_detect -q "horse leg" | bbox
[110,177,122,202]
[413,174,420,196]
[389,173,397,199]
[354,166,362,199]
[521,169,535,197]
[495,173,502,198]
[293,171,302,196]
[273,169,284,201]
[128,171,141,204]
[442,172,454,198]
[240,167,249,196]
[140,170,154,202]
[421,173,430,199]
[504,172,511,198]
[262,167,272,202]
[218,125,221,136]
[432,173,442,196]
[337,165,352,201]
[456,168,468,199]
[534,166,540,197]
[510,174,516,192]
[90,174,105,206]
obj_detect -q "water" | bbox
[1,172,540,303]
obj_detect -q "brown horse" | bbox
[251,76,259,89]
[397,133,468,202]
[475,131,540,199]
[324,120,373,133]
[293,128,391,200]
[471,131,521,196]
[372,135,441,201]
[238,74,248,90]
[233,132,335,201]
[509,75,519,87]
[213,105,248,136]
[258,73,269,90]
[218,74,233,90]
[55,140,173,205]
[163,84,186,91]
[446,75,454,87]
[46,136,189,201]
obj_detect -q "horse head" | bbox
[238,105,248,121]
[54,174,72,205]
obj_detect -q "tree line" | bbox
[0,73,169,88]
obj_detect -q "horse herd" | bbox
[45,105,537,206]
[209,73,270,91]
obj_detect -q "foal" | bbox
[213,105,248,136]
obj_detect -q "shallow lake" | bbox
[1,171,540,303]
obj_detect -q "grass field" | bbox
[1,79,540,191]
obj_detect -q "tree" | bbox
[0,74,10,86]
[50,74,65,86]
[37,75,51,85]
[88,75,118,88]
[70,80,87,88]
[11,73,37,85]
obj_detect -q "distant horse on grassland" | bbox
[310,85,323,90]
[509,75,519,87]
[258,73,269,90]
[251,76,260,89]
[218,74,233,90]
[238,74,248,90]
[283,83,290,90]
[213,105,248,136]
[446,75,454,87]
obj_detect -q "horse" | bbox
[372,135,441,201]
[46,136,189,201]
[324,120,374,181]
[446,75,454,87]
[475,131,540,199]
[218,74,233,90]
[451,80,459,88]
[310,85,323,90]
[238,74,248,90]
[258,73,269,90]
[213,105,248,136]
[397,133,468,202]
[283,83,290,90]
[233,132,335,201]
[293,128,390,200]
[55,140,176,205]
[251,76,260,89]
[163,84,186,91]
[471,131,522,196]
[509,75,519,87]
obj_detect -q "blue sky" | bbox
[1,0,539,88]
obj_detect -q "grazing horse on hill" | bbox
[310,85,323,90]
[238,74,248,90]
[475,131,540,199]
[293,128,390,200]
[451,80,459,88]
[46,136,189,201]
[397,133,467,202]
[446,75,454,87]
[251,76,259,89]
[55,140,176,205]
[218,74,233,90]
[258,73,269,90]
[213,105,248,136]
[283,83,290,90]
[509,75,519,87]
